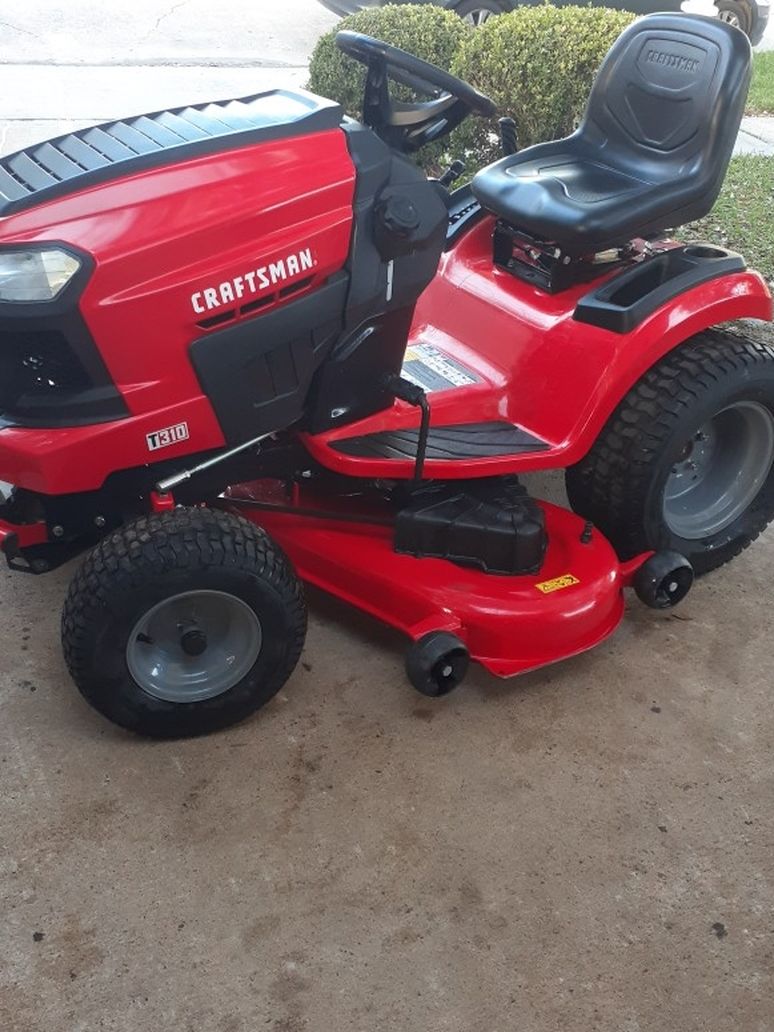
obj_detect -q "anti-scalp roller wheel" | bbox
[634,551,694,610]
[406,631,470,697]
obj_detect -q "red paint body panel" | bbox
[304,216,773,479]
[0,517,48,549]
[0,147,769,494]
[0,129,356,493]
[228,481,645,677]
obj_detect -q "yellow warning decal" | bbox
[536,573,580,594]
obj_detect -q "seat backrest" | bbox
[579,14,751,191]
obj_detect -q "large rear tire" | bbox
[566,329,774,575]
[62,508,307,737]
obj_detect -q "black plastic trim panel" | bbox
[0,90,343,215]
[573,245,747,334]
[0,244,128,426]
[331,421,549,460]
[445,183,485,249]
[305,122,449,433]
[190,274,349,444]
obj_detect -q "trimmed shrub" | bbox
[308,3,469,172]
[451,6,635,169]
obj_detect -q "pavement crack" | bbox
[133,0,192,51]
[0,18,38,38]
[153,0,192,34]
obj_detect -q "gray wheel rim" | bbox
[462,9,495,27]
[663,400,774,540]
[126,589,262,703]
[718,9,742,27]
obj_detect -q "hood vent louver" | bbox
[0,90,342,216]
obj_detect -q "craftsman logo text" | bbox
[191,248,316,314]
[645,49,700,73]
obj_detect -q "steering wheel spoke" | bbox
[336,31,495,153]
[362,54,393,134]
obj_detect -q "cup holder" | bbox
[574,243,745,333]
[683,244,729,260]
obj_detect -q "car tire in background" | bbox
[452,0,509,27]
[715,0,754,35]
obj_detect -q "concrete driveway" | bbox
[0,0,338,153]
[1,4,773,1032]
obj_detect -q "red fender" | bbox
[304,216,772,480]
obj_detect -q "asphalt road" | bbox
[1,5,774,1032]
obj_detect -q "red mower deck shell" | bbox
[227,480,647,677]
[0,129,356,494]
[303,216,773,481]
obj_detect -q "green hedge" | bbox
[308,4,469,172]
[309,4,635,175]
[451,6,635,168]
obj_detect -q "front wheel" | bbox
[62,508,307,737]
[566,329,774,575]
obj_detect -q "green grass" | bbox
[748,51,774,115]
[685,156,774,280]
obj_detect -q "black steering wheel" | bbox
[336,31,496,153]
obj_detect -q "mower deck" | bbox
[226,482,645,678]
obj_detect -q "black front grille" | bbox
[0,318,128,427]
[0,329,91,417]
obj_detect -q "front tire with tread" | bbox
[62,507,307,738]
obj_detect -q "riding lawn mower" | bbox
[0,14,771,736]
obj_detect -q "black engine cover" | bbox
[394,478,546,575]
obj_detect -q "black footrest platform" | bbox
[331,421,548,461]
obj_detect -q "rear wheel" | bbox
[566,329,774,575]
[452,0,508,28]
[62,507,306,737]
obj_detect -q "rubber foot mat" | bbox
[331,421,549,460]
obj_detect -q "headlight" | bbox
[0,248,81,302]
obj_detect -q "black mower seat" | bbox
[471,15,751,257]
